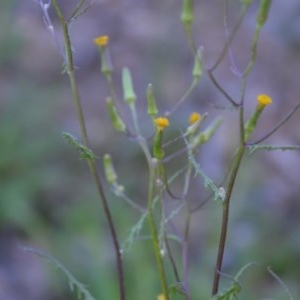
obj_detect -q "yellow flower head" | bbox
[257,94,272,107]
[157,294,165,300]
[94,35,109,47]
[154,117,169,131]
[189,112,201,125]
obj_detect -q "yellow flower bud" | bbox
[189,112,201,125]
[244,94,273,141]
[94,35,109,47]
[153,117,169,159]
[257,94,272,107]
[94,35,113,77]
[154,117,170,132]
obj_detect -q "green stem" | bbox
[243,24,261,78]
[181,162,193,299]
[212,105,245,296]
[131,119,169,298]
[147,162,170,300]
[51,2,126,299]
[211,110,245,295]
[127,104,169,296]
[182,208,191,299]
[165,79,198,117]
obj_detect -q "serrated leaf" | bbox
[22,247,97,300]
[247,144,300,154]
[63,132,97,161]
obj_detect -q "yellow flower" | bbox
[189,112,201,125]
[154,117,170,131]
[257,94,272,107]
[157,294,165,300]
[94,35,109,47]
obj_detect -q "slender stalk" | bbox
[164,236,181,283]
[164,79,198,117]
[182,209,191,300]
[211,143,245,295]
[207,71,238,107]
[51,2,126,299]
[209,3,250,72]
[207,3,251,107]
[180,162,193,299]
[127,101,169,297]
[242,25,261,78]
[250,100,300,145]
[147,163,170,300]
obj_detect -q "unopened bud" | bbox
[103,154,117,184]
[191,117,222,149]
[186,112,208,136]
[153,118,169,159]
[147,84,158,117]
[181,0,194,30]
[256,0,272,28]
[106,97,126,132]
[122,67,136,105]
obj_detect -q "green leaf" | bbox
[186,143,222,202]
[247,144,300,154]
[63,132,97,161]
[23,247,97,300]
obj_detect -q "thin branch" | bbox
[249,100,300,145]
[223,0,243,77]
[212,107,246,295]
[247,144,300,153]
[33,0,66,61]
[50,2,126,299]
[164,235,181,283]
[207,71,239,107]
[68,0,96,23]
[212,145,245,295]
[68,0,87,21]
[209,3,250,72]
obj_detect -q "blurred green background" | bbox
[1,0,300,299]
